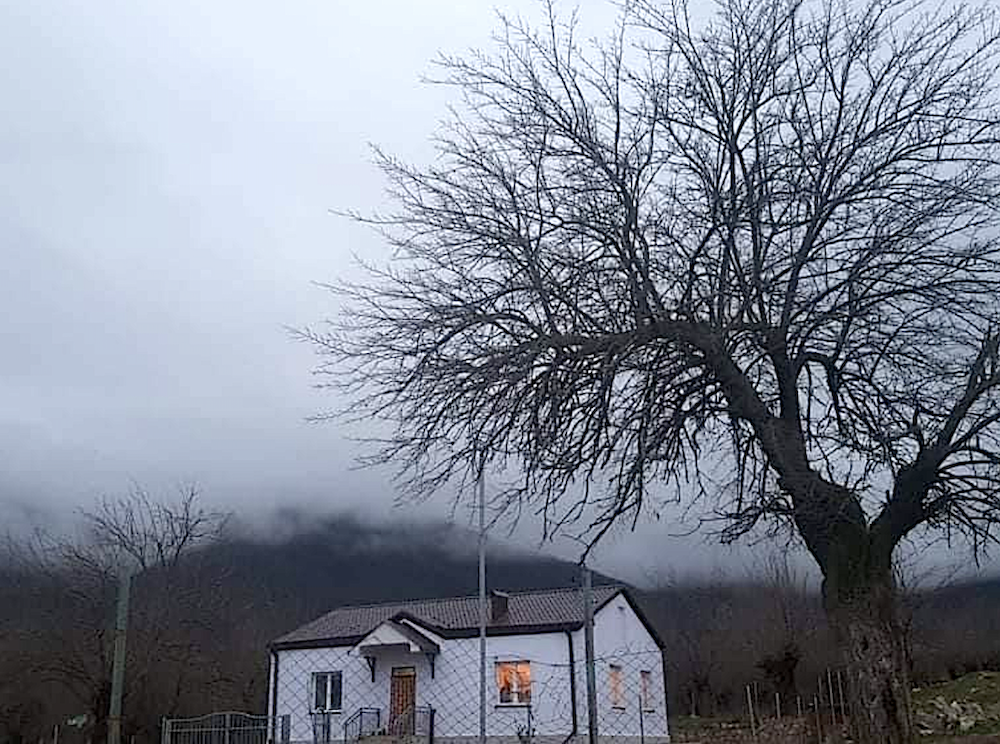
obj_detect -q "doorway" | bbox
[389,666,416,735]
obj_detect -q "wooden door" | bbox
[389,667,416,735]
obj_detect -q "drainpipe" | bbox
[269,650,280,743]
[559,631,578,744]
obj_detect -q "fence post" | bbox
[826,669,836,733]
[161,718,170,744]
[796,697,803,744]
[638,694,645,744]
[746,685,756,740]
[836,670,847,729]
[107,571,132,744]
[428,708,436,744]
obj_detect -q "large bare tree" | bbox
[308,0,1000,740]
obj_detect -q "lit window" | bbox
[641,670,655,710]
[312,671,343,711]
[609,665,625,708]
[496,661,531,704]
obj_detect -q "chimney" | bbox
[490,590,510,624]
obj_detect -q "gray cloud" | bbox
[0,0,627,552]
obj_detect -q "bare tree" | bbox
[307,0,1000,740]
[7,487,228,744]
[645,579,758,718]
[750,551,816,706]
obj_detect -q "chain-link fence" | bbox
[164,583,672,744]
[527,649,670,744]
[251,637,669,744]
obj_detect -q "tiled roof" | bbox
[272,585,623,648]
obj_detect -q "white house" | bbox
[267,586,669,744]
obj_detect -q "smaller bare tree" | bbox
[83,486,226,572]
[750,551,817,707]
[7,487,228,744]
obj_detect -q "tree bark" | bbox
[780,471,915,742]
[825,571,914,744]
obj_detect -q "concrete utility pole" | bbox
[478,462,487,744]
[107,570,132,744]
[583,565,598,744]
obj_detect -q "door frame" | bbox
[389,666,417,734]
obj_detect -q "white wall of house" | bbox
[270,593,668,743]
[573,593,669,741]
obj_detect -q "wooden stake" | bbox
[837,669,847,729]
[827,668,836,731]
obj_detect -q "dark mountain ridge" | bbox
[204,513,618,633]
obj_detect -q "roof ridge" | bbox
[297,594,463,616]
[503,583,625,597]
[272,583,637,648]
[304,584,624,617]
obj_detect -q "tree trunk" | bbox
[825,573,914,744]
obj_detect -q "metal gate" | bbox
[162,712,288,744]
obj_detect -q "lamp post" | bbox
[478,461,487,744]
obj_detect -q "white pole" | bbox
[583,566,598,744]
[478,461,487,744]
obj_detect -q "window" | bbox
[312,671,343,712]
[608,665,625,709]
[641,670,655,710]
[496,661,531,705]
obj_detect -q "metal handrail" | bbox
[385,706,435,739]
[385,704,415,736]
[343,708,381,742]
[312,712,335,744]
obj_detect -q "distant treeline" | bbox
[640,566,1000,719]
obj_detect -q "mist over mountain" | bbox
[208,510,618,626]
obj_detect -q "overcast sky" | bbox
[1,0,991,585]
